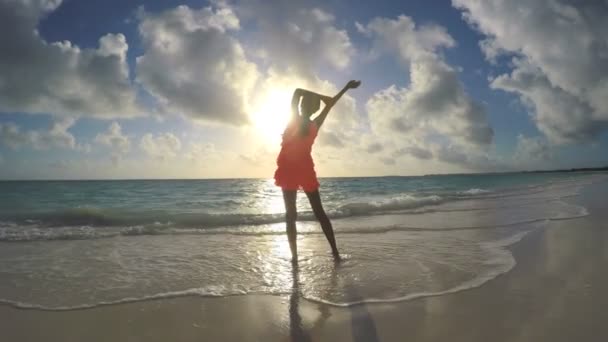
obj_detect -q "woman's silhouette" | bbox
[274,80,361,261]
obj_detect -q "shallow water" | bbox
[0,172,604,309]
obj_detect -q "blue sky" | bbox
[1,0,607,179]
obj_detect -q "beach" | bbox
[2,0,608,341]
[1,174,607,341]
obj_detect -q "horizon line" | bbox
[1,166,606,181]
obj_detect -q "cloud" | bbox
[513,134,553,169]
[359,15,493,169]
[95,121,130,165]
[367,60,494,147]
[317,131,345,148]
[135,4,259,125]
[357,15,455,62]
[0,0,139,118]
[0,122,29,148]
[435,144,467,165]
[366,142,383,153]
[0,118,83,150]
[312,81,362,150]
[238,146,276,168]
[95,122,130,154]
[131,2,361,171]
[184,142,219,162]
[135,0,357,138]
[453,0,608,143]
[491,60,606,143]
[431,143,506,172]
[29,117,78,150]
[140,132,181,160]
[395,145,433,160]
[238,154,260,166]
[237,1,354,75]
[381,157,396,165]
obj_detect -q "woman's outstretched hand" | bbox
[314,80,362,128]
[346,80,361,89]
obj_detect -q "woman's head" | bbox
[300,94,320,117]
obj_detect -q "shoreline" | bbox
[2,178,608,341]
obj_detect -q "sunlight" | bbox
[258,179,287,214]
[271,235,294,259]
[256,179,293,259]
[250,87,293,145]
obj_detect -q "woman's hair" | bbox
[300,93,320,117]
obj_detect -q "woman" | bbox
[274,80,361,261]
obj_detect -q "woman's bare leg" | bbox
[282,190,298,261]
[305,190,340,259]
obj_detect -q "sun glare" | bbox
[251,88,293,145]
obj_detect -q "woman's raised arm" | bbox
[291,88,304,120]
[314,80,361,128]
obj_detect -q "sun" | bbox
[251,87,293,145]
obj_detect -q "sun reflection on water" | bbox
[248,179,319,294]
[257,179,286,215]
[271,234,293,259]
[249,234,293,294]
[247,179,294,291]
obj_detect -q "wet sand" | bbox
[1,178,607,342]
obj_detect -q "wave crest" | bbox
[1,193,449,230]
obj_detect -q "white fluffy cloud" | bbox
[95,121,130,165]
[133,1,357,129]
[453,0,608,143]
[0,118,84,150]
[0,0,139,118]
[95,122,130,154]
[237,1,354,76]
[238,1,360,157]
[140,132,181,160]
[360,15,494,168]
[135,5,259,125]
[357,15,455,62]
[29,117,77,150]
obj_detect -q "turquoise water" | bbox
[0,172,604,310]
[0,172,594,239]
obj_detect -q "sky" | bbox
[0,0,607,179]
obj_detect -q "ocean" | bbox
[0,172,603,310]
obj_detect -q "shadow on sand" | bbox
[289,261,380,342]
[289,264,311,342]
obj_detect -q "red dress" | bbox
[274,118,320,192]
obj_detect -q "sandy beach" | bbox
[2,178,608,342]
[2,0,608,340]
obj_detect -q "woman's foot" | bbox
[332,250,341,262]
